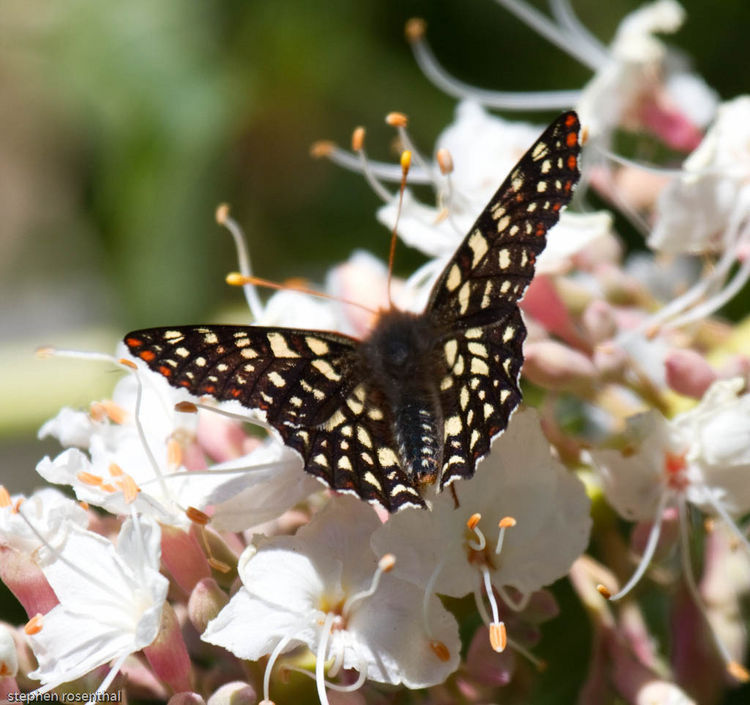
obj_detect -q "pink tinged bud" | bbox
[523,341,598,393]
[187,578,229,634]
[593,343,628,381]
[143,602,192,693]
[0,626,19,696]
[207,681,257,705]
[664,349,717,399]
[0,547,58,617]
[521,276,586,348]
[168,693,206,705]
[640,99,704,152]
[582,301,617,344]
[161,525,211,594]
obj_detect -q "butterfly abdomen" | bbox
[360,310,447,485]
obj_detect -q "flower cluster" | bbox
[3,1,750,704]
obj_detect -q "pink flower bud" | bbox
[523,341,598,393]
[582,301,617,343]
[161,525,211,594]
[665,349,717,398]
[188,578,229,634]
[0,547,58,617]
[168,693,206,705]
[143,603,192,693]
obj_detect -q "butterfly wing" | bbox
[124,325,426,511]
[428,111,581,487]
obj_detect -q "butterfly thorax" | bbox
[359,309,447,486]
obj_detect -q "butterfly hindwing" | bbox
[427,111,581,328]
[124,325,426,511]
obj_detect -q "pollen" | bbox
[466,513,481,530]
[118,474,140,504]
[24,613,44,635]
[0,486,10,507]
[386,111,409,127]
[77,471,103,487]
[405,17,426,42]
[596,584,613,599]
[489,622,507,652]
[186,506,211,526]
[429,640,451,662]
[351,126,365,151]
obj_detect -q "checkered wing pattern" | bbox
[124,325,426,511]
[428,111,581,486]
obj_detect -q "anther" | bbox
[108,463,124,477]
[495,515,516,554]
[581,125,589,146]
[378,553,396,572]
[404,18,426,43]
[100,483,117,493]
[727,661,750,682]
[436,148,454,175]
[351,126,365,152]
[386,112,409,128]
[186,506,211,526]
[12,498,23,514]
[215,203,230,225]
[77,471,104,487]
[175,401,198,414]
[309,140,336,158]
[489,622,507,652]
[343,554,397,616]
[100,400,128,425]
[466,513,486,551]
[429,640,451,662]
[400,150,412,175]
[0,486,11,508]
[24,614,44,635]
[118,474,140,504]
[35,346,55,359]
[596,584,613,599]
[467,513,481,530]
[167,438,183,468]
[119,358,137,370]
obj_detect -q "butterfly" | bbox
[124,111,581,512]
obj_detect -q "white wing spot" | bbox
[446,263,462,292]
[268,371,286,388]
[306,337,330,355]
[471,358,489,375]
[468,230,489,267]
[444,339,458,367]
[312,359,341,381]
[498,248,511,270]
[377,448,398,467]
[268,332,300,358]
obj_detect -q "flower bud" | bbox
[582,300,617,343]
[161,525,211,593]
[665,348,717,398]
[168,694,206,705]
[188,578,229,634]
[207,681,257,705]
[523,341,598,393]
[143,603,192,693]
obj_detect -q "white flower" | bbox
[592,378,750,521]
[38,367,317,530]
[0,488,88,555]
[203,497,460,703]
[376,102,612,275]
[372,408,590,651]
[650,96,750,254]
[26,515,168,693]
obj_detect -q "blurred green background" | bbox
[2,1,750,702]
[3,0,749,488]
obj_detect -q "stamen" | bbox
[701,491,750,557]
[282,655,368,692]
[429,640,451,662]
[215,204,264,321]
[497,585,530,612]
[175,401,198,414]
[727,662,750,683]
[108,463,124,477]
[0,486,12,508]
[435,148,453,175]
[495,515,516,554]
[605,489,671,601]
[77,471,104,487]
[677,499,748,678]
[24,614,43,635]
[405,17,581,109]
[12,498,24,514]
[226,272,378,316]
[166,438,183,469]
[117,473,140,504]
[386,152,412,307]
[263,629,304,704]
[351,126,393,202]
[386,112,435,187]
[316,612,337,705]
[480,566,505,652]
[342,554,396,617]
[466,513,486,551]
[422,559,445,639]
[35,347,120,365]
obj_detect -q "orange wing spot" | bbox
[139,350,156,362]
[158,365,172,377]
[565,113,577,127]
[552,202,562,212]
[230,388,242,398]
[515,193,523,202]
[567,155,577,170]
[566,131,578,147]
[203,385,216,394]
[179,380,191,387]
[564,181,572,193]
[535,225,545,237]
[125,337,142,348]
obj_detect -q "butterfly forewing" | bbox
[123,111,582,513]
[428,111,581,327]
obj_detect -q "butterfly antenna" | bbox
[387,149,411,307]
[225,272,379,316]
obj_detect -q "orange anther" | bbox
[405,18,426,43]
[186,506,211,526]
[498,516,516,528]
[429,640,451,662]
[24,614,44,635]
[386,112,409,128]
[489,622,507,652]
[77,471,103,487]
[351,126,365,151]
[0,486,11,508]
[215,203,230,224]
[378,554,396,572]
[309,140,335,158]
[466,513,481,530]
[596,584,613,599]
